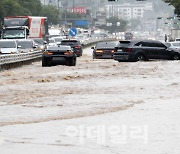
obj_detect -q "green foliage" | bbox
[164,0,180,16]
[41,5,60,25]
[0,0,60,25]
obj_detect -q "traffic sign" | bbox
[69,28,77,36]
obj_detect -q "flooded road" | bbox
[0,46,180,153]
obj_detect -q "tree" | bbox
[17,0,42,16]
[41,5,60,25]
[164,0,180,16]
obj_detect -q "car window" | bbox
[141,42,153,47]
[165,43,171,48]
[152,42,166,48]
[17,41,33,48]
[118,41,131,47]
[0,41,16,48]
[61,40,79,46]
[96,42,116,48]
[54,38,63,42]
[49,39,55,43]
[172,42,180,47]
[134,42,143,46]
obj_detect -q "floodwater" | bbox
[0,46,180,154]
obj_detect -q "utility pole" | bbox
[72,0,75,13]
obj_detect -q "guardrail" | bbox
[0,37,117,71]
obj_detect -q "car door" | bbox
[140,42,155,59]
[153,42,169,59]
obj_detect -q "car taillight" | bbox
[44,51,53,55]
[64,51,73,55]
[96,50,103,53]
[75,46,81,49]
[127,48,132,52]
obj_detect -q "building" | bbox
[105,2,153,20]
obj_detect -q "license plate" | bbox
[117,49,122,52]
[102,55,112,58]
[53,57,65,61]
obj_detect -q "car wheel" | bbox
[172,54,180,60]
[42,57,48,67]
[66,58,76,66]
[93,53,96,59]
[136,54,145,61]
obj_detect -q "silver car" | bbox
[0,40,20,54]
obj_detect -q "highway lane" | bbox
[0,46,180,154]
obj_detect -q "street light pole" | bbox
[72,0,75,13]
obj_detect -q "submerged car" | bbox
[113,40,180,62]
[91,41,117,59]
[42,45,77,67]
[16,39,38,53]
[60,39,83,57]
[0,40,20,54]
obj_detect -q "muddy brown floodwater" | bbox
[0,46,180,154]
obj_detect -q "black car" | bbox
[91,41,117,59]
[42,45,76,67]
[60,39,83,57]
[113,40,180,62]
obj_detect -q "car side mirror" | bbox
[91,47,95,49]
[17,45,22,48]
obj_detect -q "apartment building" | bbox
[106,2,153,20]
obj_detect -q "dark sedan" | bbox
[42,45,76,67]
[91,41,117,59]
[60,39,83,57]
[113,40,180,62]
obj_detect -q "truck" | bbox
[1,16,49,41]
[169,29,180,42]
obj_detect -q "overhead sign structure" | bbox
[71,7,86,14]
[69,28,77,36]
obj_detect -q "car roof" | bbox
[46,45,71,51]
[119,39,161,44]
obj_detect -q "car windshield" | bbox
[96,42,116,49]
[34,39,44,45]
[54,38,63,42]
[17,41,33,49]
[49,39,55,43]
[172,42,180,47]
[118,41,131,47]
[0,41,16,48]
[61,41,79,46]
[3,29,25,39]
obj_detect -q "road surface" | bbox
[0,46,180,154]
